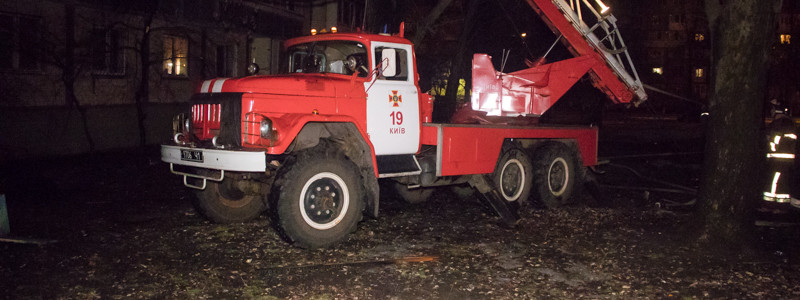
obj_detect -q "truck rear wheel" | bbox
[493,148,533,203]
[533,143,577,208]
[194,178,265,223]
[273,147,364,248]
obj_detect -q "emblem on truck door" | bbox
[389,90,403,107]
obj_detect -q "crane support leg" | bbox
[469,175,520,228]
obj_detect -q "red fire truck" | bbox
[161,0,647,248]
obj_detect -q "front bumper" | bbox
[161,144,267,172]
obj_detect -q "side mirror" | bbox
[380,48,397,77]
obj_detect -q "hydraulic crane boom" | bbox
[466,0,646,119]
[526,0,647,103]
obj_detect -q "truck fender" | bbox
[292,123,331,151]
[293,122,380,218]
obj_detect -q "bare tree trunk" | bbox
[433,0,481,122]
[63,3,95,152]
[699,0,782,244]
[134,7,156,148]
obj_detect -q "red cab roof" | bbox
[286,32,413,48]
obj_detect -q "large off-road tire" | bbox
[194,178,266,223]
[273,147,364,248]
[533,143,578,208]
[392,181,435,204]
[492,148,533,203]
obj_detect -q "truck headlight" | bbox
[260,119,273,139]
[172,113,192,135]
[184,117,192,133]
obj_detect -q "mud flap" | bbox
[468,175,520,228]
[363,173,380,219]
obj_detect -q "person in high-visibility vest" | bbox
[763,100,798,204]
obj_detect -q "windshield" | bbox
[284,40,369,77]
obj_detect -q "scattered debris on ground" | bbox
[2,124,799,298]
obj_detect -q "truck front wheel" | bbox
[533,143,577,208]
[194,178,266,223]
[493,148,533,203]
[273,148,364,248]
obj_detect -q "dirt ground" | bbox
[2,121,800,299]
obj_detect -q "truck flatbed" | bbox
[421,123,597,176]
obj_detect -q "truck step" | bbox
[376,154,422,178]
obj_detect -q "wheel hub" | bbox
[548,157,569,196]
[302,175,345,227]
[500,159,525,201]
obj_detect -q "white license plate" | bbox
[180,149,203,162]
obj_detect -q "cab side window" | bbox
[374,47,408,81]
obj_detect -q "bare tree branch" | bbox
[411,0,454,45]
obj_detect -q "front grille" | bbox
[190,93,243,148]
[192,103,221,139]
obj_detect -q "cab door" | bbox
[365,42,420,156]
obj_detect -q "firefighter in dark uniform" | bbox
[763,100,798,205]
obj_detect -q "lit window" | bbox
[780,34,791,44]
[652,67,663,75]
[695,68,704,78]
[694,33,704,41]
[163,35,188,76]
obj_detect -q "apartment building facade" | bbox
[0,0,365,160]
